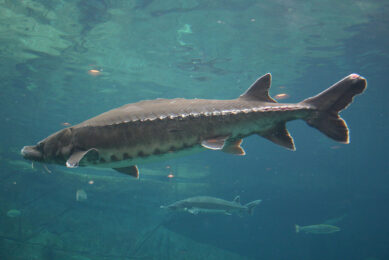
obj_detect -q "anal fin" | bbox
[262,123,295,151]
[113,165,139,178]
[222,139,246,155]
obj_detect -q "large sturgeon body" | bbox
[21,73,367,178]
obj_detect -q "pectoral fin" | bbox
[201,136,229,150]
[113,166,139,178]
[66,148,99,168]
[202,137,246,155]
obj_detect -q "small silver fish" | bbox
[295,224,340,234]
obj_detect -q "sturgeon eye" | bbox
[37,142,45,151]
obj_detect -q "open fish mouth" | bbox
[21,145,43,162]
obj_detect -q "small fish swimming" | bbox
[160,196,261,216]
[295,224,340,234]
[6,209,21,218]
[21,73,366,178]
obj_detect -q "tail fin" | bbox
[245,199,262,215]
[301,74,367,143]
[295,224,300,233]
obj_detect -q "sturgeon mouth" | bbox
[21,145,43,162]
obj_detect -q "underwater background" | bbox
[0,0,388,259]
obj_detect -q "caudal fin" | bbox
[245,200,262,215]
[301,74,367,143]
[295,224,300,233]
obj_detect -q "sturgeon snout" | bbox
[21,145,43,162]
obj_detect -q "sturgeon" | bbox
[21,73,367,178]
[160,196,261,216]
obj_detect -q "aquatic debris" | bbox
[43,164,52,173]
[8,159,36,171]
[274,93,290,100]
[26,83,38,91]
[178,24,192,34]
[177,24,192,46]
[295,224,340,234]
[7,209,21,218]
[62,122,72,126]
[88,180,94,185]
[88,69,101,76]
[167,173,174,178]
[76,189,87,202]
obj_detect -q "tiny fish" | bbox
[274,93,290,100]
[295,224,340,234]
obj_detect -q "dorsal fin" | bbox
[239,73,277,103]
[233,195,240,204]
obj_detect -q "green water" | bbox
[0,1,388,259]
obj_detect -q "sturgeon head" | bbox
[21,126,137,177]
[21,128,75,166]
